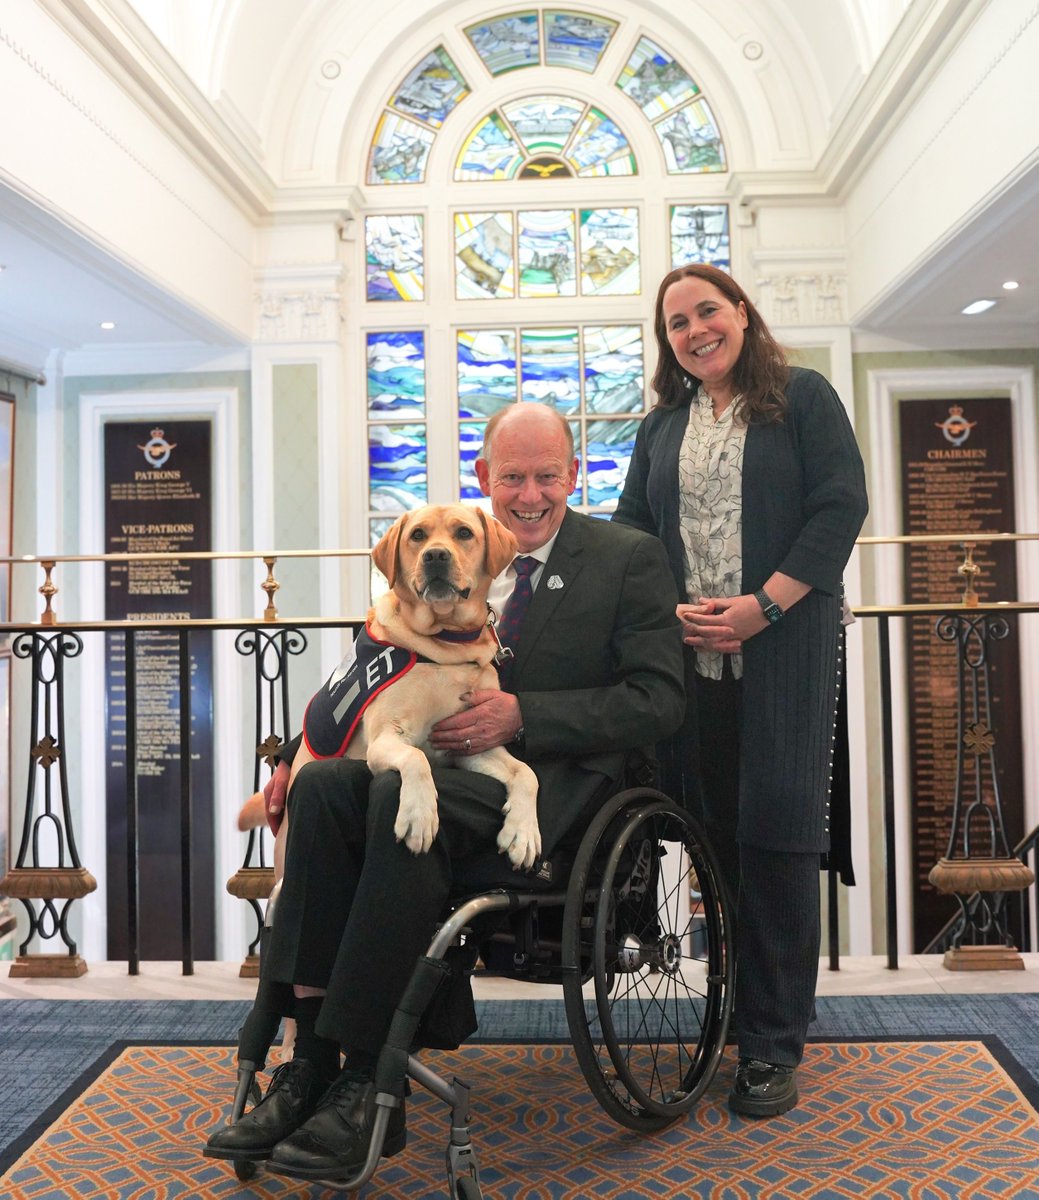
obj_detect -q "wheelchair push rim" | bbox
[562,789,733,1131]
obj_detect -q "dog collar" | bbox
[433,626,484,644]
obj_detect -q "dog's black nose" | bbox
[422,547,451,566]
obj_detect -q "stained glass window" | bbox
[456,325,645,511]
[544,11,617,71]
[615,37,725,175]
[367,331,425,417]
[655,100,725,174]
[520,327,580,409]
[456,206,639,299]
[367,329,427,581]
[467,10,617,75]
[454,97,636,180]
[367,113,435,185]
[456,212,516,299]
[502,97,583,152]
[671,204,731,270]
[580,209,639,295]
[365,215,424,301]
[362,9,731,592]
[389,47,469,127]
[616,37,699,116]
[518,210,577,298]
[457,329,517,418]
[465,12,540,74]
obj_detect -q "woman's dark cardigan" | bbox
[614,367,868,864]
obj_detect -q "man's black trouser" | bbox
[260,758,513,1053]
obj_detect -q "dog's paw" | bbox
[394,788,439,855]
[497,810,542,872]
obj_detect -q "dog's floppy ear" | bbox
[372,513,409,589]
[476,507,518,579]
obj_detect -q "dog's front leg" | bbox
[366,729,440,855]
[457,751,541,870]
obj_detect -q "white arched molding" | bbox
[77,388,244,962]
[867,365,1039,960]
[780,326,871,956]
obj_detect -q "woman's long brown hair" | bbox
[651,264,789,423]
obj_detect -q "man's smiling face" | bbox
[475,406,578,555]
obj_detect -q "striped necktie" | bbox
[496,556,538,689]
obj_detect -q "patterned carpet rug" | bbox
[2,1036,1038,1199]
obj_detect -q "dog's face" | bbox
[372,504,518,627]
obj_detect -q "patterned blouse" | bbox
[678,385,748,680]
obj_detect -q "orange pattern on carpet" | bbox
[3,1040,1039,1198]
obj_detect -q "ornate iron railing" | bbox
[0,535,1036,976]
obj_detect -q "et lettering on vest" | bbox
[302,625,417,759]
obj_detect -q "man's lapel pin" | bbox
[547,575,564,590]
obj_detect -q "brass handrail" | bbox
[2,530,1037,624]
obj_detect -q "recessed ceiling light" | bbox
[99,320,116,330]
[961,299,996,315]
[1002,280,1019,290]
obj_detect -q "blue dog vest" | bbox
[302,626,417,759]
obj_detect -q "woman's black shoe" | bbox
[267,1069,406,1182]
[727,1057,798,1117]
[204,1058,328,1161]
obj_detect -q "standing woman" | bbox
[614,264,867,1117]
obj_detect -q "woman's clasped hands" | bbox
[676,595,768,653]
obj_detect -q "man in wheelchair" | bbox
[205,402,686,1183]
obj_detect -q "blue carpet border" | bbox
[4,993,1039,1175]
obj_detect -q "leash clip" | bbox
[487,605,514,666]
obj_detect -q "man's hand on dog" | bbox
[430,689,522,756]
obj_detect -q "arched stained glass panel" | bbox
[501,96,584,152]
[389,47,469,127]
[465,12,540,74]
[456,112,525,180]
[566,107,635,176]
[456,99,635,180]
[544,10,617,71]
[655,99,725,174]
[616,36,700,117]
[368,113,434,184]
[365,215,424,301]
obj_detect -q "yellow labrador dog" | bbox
[240,504,541,873]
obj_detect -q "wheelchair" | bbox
[212,786,733,1197]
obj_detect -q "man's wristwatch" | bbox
[754,588,784,624]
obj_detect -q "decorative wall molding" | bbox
[753,271,848,326]
[253,264,345,343]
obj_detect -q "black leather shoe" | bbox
[204,1058,327,1161]
[267,1069,406,1182]
[728,1057,798,1117]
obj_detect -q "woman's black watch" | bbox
[754,588,784,624]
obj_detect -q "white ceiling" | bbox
[0,0,1035,376]
[0,183,241,376]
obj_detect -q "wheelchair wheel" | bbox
[562,788,733,1131]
